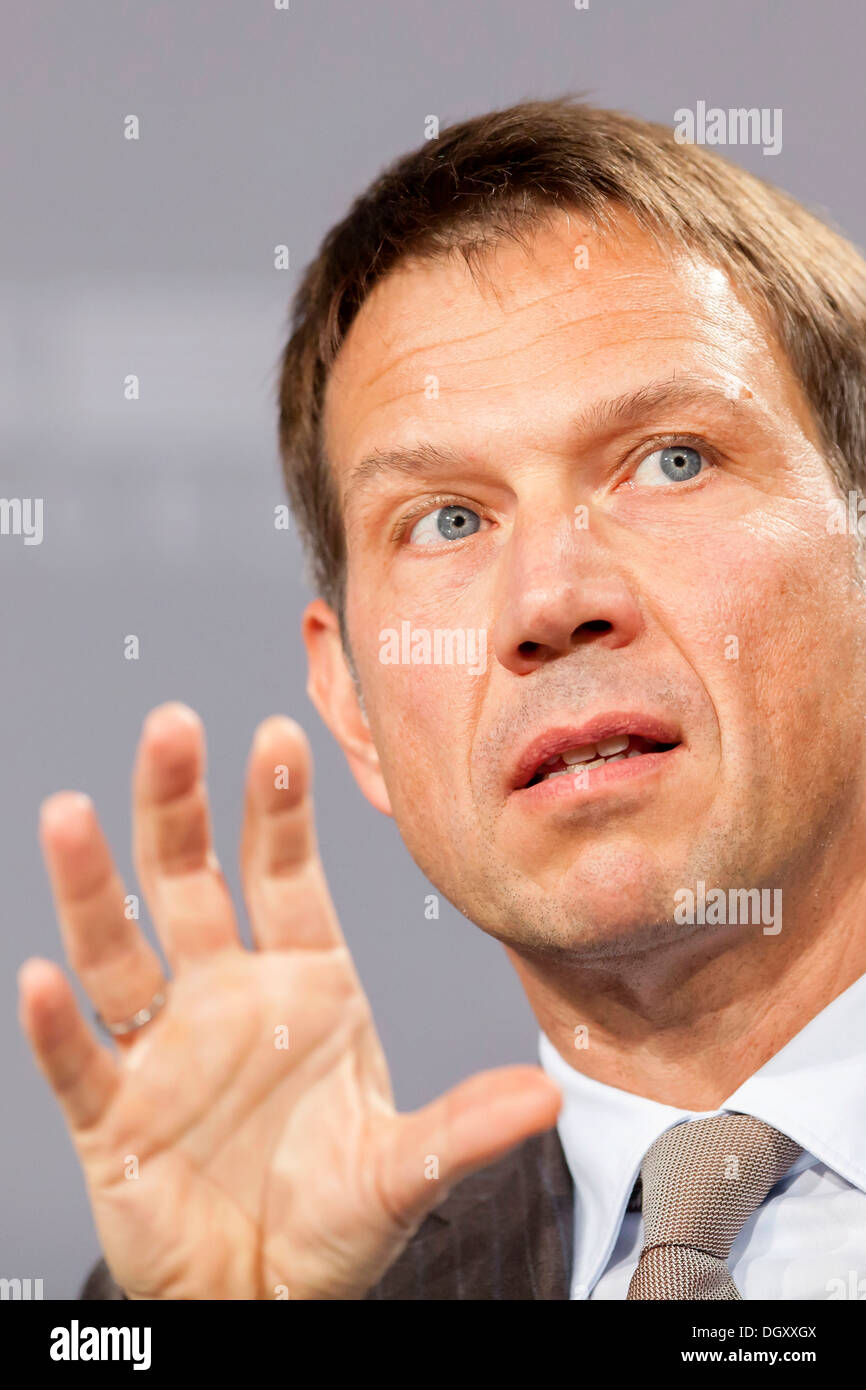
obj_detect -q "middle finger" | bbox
[132,703,241,968]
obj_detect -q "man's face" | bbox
[319,208,866,959]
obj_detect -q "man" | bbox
[19,97,866,1301]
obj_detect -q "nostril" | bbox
[572,620,612,645]
[518,618,612,660]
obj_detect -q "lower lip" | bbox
[511,745,682,807]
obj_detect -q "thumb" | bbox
[380,1065,562,1230]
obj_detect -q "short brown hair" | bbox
[276,95,866,631]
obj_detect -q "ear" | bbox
[301,598,393,817]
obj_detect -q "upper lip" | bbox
[508,710,683,791]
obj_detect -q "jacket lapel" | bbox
[367,1126,574,1299]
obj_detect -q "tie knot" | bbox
[639,1112,802,1258]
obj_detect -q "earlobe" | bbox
[301,598,393,817]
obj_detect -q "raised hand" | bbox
[19,704,561,1299]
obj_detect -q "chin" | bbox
[495,880,709,964]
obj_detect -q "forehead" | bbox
[322,208,811,491]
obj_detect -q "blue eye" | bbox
[633,444,707,487]
[408,504,482,545]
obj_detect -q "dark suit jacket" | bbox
[80,1127,575,1300]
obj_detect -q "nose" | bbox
[492,521,644,675]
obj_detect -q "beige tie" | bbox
[626,1112,802,1300]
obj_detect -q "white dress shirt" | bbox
[538,970,866,1300]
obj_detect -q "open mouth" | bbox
[522,734,680,789]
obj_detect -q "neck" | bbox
[507,861,866,1109]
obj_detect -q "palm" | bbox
[82,947,399,1299]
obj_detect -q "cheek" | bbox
[359,655,480,812]
[347,560,488,764]
[656,521,866,777]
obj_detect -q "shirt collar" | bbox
[538,969,866,1296]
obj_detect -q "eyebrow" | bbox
[341,376,766,511]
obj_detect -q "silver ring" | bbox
[95,988,168,1038]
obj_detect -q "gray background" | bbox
[2,0,864,1297]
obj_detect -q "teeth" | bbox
[529,733,672,785]
[597,735,630,756]
[538,735,650,783]
[562,744,597,764]
[560,734,631,765]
